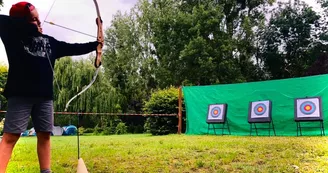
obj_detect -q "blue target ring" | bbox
[253,103,266,116]
[300,101,316,115]
[211,107,221,118]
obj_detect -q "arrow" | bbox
[44,21,97,38]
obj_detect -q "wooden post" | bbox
[178,86,182,134]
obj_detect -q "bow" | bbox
[64,0,104,111]
[43,0,104,112]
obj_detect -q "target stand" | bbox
[294,97,325,136]
[206,104,231,135]
[248,100,276,136]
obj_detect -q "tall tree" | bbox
[103,7,157,113]
[259,1,324,79]
[52,56,123,128]
[316,0,328,43]
[53,56,121,113]
[138,0,275,86]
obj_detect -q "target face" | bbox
[210,107,221,118]
[250,101,270,119]
[253,103,267,116]
[207,104,227,123]
[248,100,272,123]
[295,97,321,120]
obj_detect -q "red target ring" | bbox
[254,103,266,116]
[210,107,221,118]
[300,101,316,115]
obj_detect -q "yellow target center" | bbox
[305,105,311,111]
[213,110,218,115]
[257,107,263,112]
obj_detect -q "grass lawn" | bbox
[5,134,328,173]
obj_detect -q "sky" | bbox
[0,0,323,65]
[0,0,138,65]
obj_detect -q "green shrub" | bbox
[78,126,84,135]
[92,117,123,136]
[143,86,184,135]
[84,128,94,133]
[115,122,128,135]
[102,127,113,135]
[93,125,103,135]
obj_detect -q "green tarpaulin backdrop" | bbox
[183,74,328,136]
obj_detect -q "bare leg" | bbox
[0,133,20,173]
[37,132,51,172]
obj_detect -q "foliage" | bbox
[0,117,4,135]
[115,122,128,135]
[0,0,328,136]
[52,57,123,129]
[103,9,156,114]
[137,0,276,86]
[6,135,328,172]
[78,126,84,135]
[101,0,327,127]
[53,56,122,113]
[143,87,183,135]
[305,53,328,76]
[259,1,325,79]
[0,63,8,113]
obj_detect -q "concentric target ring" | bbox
[300,101,316,115]
[253,103,266,116]
[211,107,221,118]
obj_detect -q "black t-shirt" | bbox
[0,15,98,99]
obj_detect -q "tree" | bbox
[143,87,184,135]
[305,53,328,76]
[52,56,122,128]
[137,0,276,87]
[104,7,157,114]
[316,0,328,44]
[259,1,324,79]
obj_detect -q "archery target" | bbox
[207,104,227,123]
[295,97,321,119]
[250,101,270,119]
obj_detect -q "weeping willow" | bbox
[52,56,122,114]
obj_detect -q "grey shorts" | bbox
[3,97,54,134]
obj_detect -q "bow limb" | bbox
[94,0,103,68]
[64,68,100,111]
[64,0,103,112]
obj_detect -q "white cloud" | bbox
[0,0,138,65]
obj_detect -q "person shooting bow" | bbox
[0,2,103,173]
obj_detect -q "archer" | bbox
[0,2,103,173]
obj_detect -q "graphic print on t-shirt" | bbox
[22,36,52,58]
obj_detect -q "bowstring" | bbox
[42,0,62,93]
[42,0,102,112]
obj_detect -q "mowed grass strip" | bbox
[6,134,328,173]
